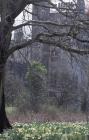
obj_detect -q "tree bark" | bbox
[0,63,12,133]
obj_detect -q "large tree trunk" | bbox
[0,63,12,133]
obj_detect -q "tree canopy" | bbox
[0,0,89,57]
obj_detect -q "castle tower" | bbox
[32,2,50,67]
[32,2,50,37]
[32,2,50,21]
[77,0,85,14]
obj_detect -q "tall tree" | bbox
[0,0,89,132]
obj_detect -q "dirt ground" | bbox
[8,112,88,123]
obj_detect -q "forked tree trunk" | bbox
[0,63,12,133]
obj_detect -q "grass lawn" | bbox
[0,122,89,140]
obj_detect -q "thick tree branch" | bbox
[12,20,73,31]
[7,33,89,59]
[36,35,89,55]
[7,39,34,57]
[10,1,27,19]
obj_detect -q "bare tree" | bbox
[0,0,89,132]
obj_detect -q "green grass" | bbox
[1,122,89,140]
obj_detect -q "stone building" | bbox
[31,0,89,110]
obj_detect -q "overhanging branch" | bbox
[7,33,89,58]
[12,20,73,31]
[7,39,34,58]
[37,36,89,55]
